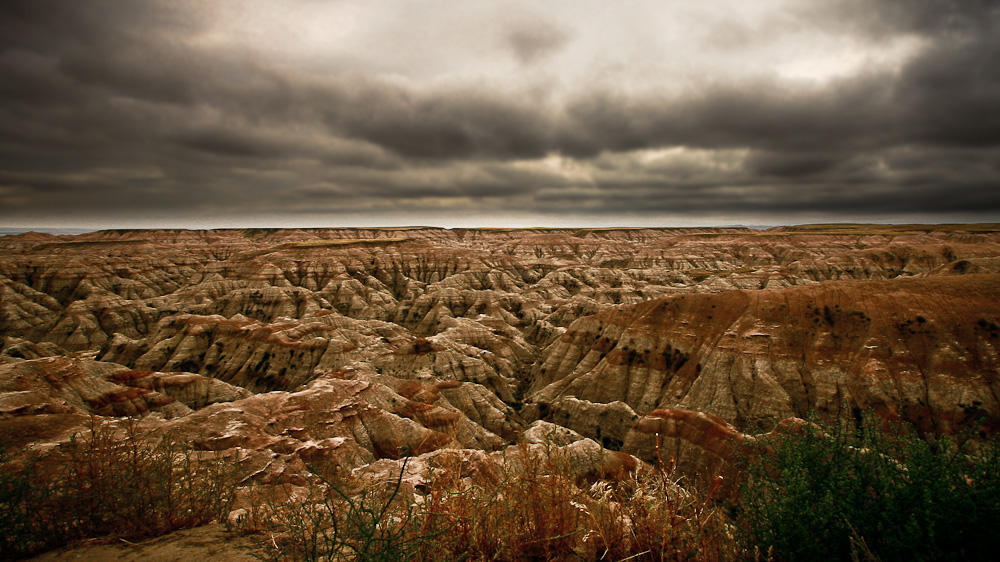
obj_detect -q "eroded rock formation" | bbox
[2,224,999,486]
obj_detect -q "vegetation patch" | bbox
[0,418,241,561]
[735,415,1000,562]
[239,446,732,562]
[6,413,1000,561]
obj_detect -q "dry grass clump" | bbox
[3,420,735,561]
[0,417,241,561]
[577,471,728,561]
[238,443,735,562]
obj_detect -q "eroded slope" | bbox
[2,225,1000,486]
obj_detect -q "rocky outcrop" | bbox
[353,434,643,496]
[531,274,1000,431]
[527,273,1000,476]
[0,357,191,419]
[624,407,824,490]
[1,337,66,363]
[107,370,253,410]
[540,397,639,450]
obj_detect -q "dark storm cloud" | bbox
[807,0,996,38]
[894,33,1000,147]
[0,0,998,225]
[57,46,204,107]
[557,75,895,156]
[744,150,852,178]
[0,1,185,51]
[311,162,554,200]
[796,0,1000,150]
[172,129,285,159]
[321,83,557,160]
[0,170,117,194]
[504,17,572,65]
[310,72,894,162]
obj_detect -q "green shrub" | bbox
[737,415,1000,562]
[0,440,37,558]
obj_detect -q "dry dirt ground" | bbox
[28,524,264,562]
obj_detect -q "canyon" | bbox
[2,224,1000,511]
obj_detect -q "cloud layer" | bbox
[0,0,997,227]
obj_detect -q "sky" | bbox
[0,0,998,229]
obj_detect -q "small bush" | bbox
[736,415,1000,562]
[244,457,431,562]
[577,469,728,562]
[0,417,241,561]
[0,440,36,558]
[415,447,587,561]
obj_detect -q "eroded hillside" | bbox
[3,224,1000,488]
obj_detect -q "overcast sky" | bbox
[1,0,998,229]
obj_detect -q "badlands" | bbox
[2,224,1000,557]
